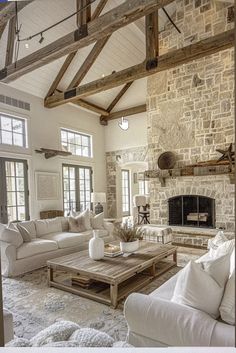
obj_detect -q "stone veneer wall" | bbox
[106,146,148,217]
[147,0,235,231]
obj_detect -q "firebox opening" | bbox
[168,195,215,228]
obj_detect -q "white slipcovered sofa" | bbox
[124,238,235,347]
[0,216,114,277]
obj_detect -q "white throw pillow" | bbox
[90,212,104,230]
[17,224,31,242]
[17,221,37,239]
[201,254,230,287]
[209,239,235,259]
[219,270,235,325]
[208,231,228,250]
[0,227,23,248]
[171,260,226,319]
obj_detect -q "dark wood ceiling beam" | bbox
[77,0,91,27]
[45,52,77,99]
[1,0,174,83]
[5,16,16,67]
[74,99,109,116]
[67,35,110,90]
[91,0,109,21]
[45,0,92,99]
[107,104,147,120]
[45,29,234,108]
[100,82,133,124]
[145,10,159,69]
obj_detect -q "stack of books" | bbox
[104,244,122,257]
[71,275,92,289]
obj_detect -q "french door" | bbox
[0,158,29,224]
[62,164,92,215]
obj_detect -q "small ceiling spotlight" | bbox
[39,33,44,44]
[25,42,29,49]
[102,74,105,78]
[118,116,129,131]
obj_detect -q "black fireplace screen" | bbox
[168,195,215,228]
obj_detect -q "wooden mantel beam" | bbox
[0,0,174,83]
[45,29,234,108]
[107,104,147,120]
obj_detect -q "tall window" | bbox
[61,128,92,157]
[62,164,92,215]
[122,169,130,216]
[0,112,27,148]
[0,158,29,223]
[139,180,149,195]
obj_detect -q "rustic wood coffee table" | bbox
[47,242,177,308]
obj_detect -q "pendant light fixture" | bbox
[118,116,129,131]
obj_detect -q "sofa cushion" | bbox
[68,209,91,233]
[0,227,23,248]
[56,217,69,232]
[41,232,90,249]
[17,221,37,239]
[17,239,58,259]
[35,218,62,237]
[171,259,227,319]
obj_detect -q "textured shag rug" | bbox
[3,247,205,341]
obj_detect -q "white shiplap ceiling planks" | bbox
[1,0,176,114]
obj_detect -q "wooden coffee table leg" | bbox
[48,266,53,286]
[110,283,118,308]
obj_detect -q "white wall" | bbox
[0,83,106,219]
[104,112,147,152]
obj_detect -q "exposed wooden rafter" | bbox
[145,10,159,69]
[100,82,133,125]
[0,1,32,30]
[45,0,109,100]
[45,29,234,108]
[67,35,110,90]
[5,16,16,67]
[0,1,33,42]
[0,0,174,83]
[74,99,109,116]
[107,104,147,120]
[91,0,108,21]
[77,0,91,27]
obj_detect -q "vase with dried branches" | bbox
[114,221,143,253]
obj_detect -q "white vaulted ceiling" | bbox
[0,0,176,114]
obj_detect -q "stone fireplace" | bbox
[146,0,235,236]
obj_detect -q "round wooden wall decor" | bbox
[158,152,176,170]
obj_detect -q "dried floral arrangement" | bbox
[114,222,143,243]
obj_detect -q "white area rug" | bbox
[3,247,205,340]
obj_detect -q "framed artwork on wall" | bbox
[35,172,60,200]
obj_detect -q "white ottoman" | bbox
[139,224,172,244]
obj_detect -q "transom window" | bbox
[0,113,27,148]
[61,128,92,157]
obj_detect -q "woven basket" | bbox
[158,152,176,170]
